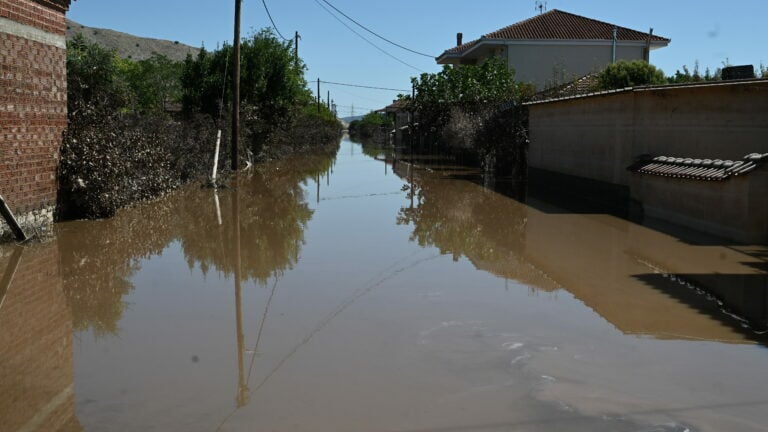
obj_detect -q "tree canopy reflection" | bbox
[58,145,337,335]
[179,149,336,284]
[396,168,560,291]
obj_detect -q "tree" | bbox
[180,29,312,150]
[119,54,183,114]
[405,57,532,174]
[596,60,666,90]
[67,33,126,115]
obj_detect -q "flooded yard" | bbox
[2,138,768,432]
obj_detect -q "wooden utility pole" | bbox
[327,91,330,110]
[317,78,321,113]
[231,177,247,407]
[231,0,242,170]
[294,31,300,63]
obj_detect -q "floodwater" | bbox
[2,138,768,432]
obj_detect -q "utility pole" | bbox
[317,78,321,114]
[327,91,330,110]
[294,31,300,63]
[231,0,242,170]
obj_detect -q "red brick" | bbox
[0,3,67,214]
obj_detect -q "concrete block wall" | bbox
[0,0,70,238]
[527,80,768,243]
[528,80,768,188]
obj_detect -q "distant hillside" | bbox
[66,19,200,62]
[341,115,364,123]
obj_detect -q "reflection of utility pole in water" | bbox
[213,190,223,226]
[231,177,249,408]
[0,246,23,312]
[316,174,320,204]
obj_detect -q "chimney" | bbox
[456,32,463,47]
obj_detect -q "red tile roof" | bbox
[441,9,669,58]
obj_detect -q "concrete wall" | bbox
[506,42,646,90]
[629,166,768,243]
[0,0,70,238]
[527,80,768,243]
[528,90,635,185]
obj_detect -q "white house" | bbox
[436,9,670,90]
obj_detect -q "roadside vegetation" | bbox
[596,59,768,90]
[404,57,534,176]
[60,30,340,220]
[348,112,393,146]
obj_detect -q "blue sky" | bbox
[68,0,768,118]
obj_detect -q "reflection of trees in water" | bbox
[397,172,556,289]
[57,145,337,334]
[350,135,392,161]
[178,150,336,284]
[57,199,177,336]
[398,176,526,260]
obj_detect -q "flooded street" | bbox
[2,138,768,432]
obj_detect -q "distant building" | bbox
[436,9,670,90]
[0,0,73,238]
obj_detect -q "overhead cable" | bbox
[311,0,426,73]
[320,80,410,92]
[318,0,434,58]
[261,0,290,41]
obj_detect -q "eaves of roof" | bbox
[32,0,73,12]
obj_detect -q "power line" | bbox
[318,0,433,58]
[320,80,409,92]
[261,0,290,41]
[336,105,379,112]
[311,0,426,73]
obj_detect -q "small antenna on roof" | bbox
[535,1,548,14]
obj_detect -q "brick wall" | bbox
[0,243,81,431]
[0,0,70,236]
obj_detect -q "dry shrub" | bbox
[58,113,218,219]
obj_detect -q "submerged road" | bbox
[1,138,768,432]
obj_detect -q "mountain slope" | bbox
[66,19,200,62]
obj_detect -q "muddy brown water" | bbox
[2,138,768,432]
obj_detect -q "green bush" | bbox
[596,60,666,90]
[180,29,334,154]
[349,112,392,143]
[406,56,532,172]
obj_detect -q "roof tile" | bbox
[441,9,669,57]
[628,153,768,181]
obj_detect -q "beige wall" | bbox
[506,43,646,90]
[527,80,768,242]
[629,167,768,243]
[528,91,635,185]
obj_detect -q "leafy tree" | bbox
[404,57,532,172]
[596,60,666,90]
[67,33,126,115]
[349,111,392,142]
[180,45,232,123]
[118,54,183,114]
[180,29,315,153]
